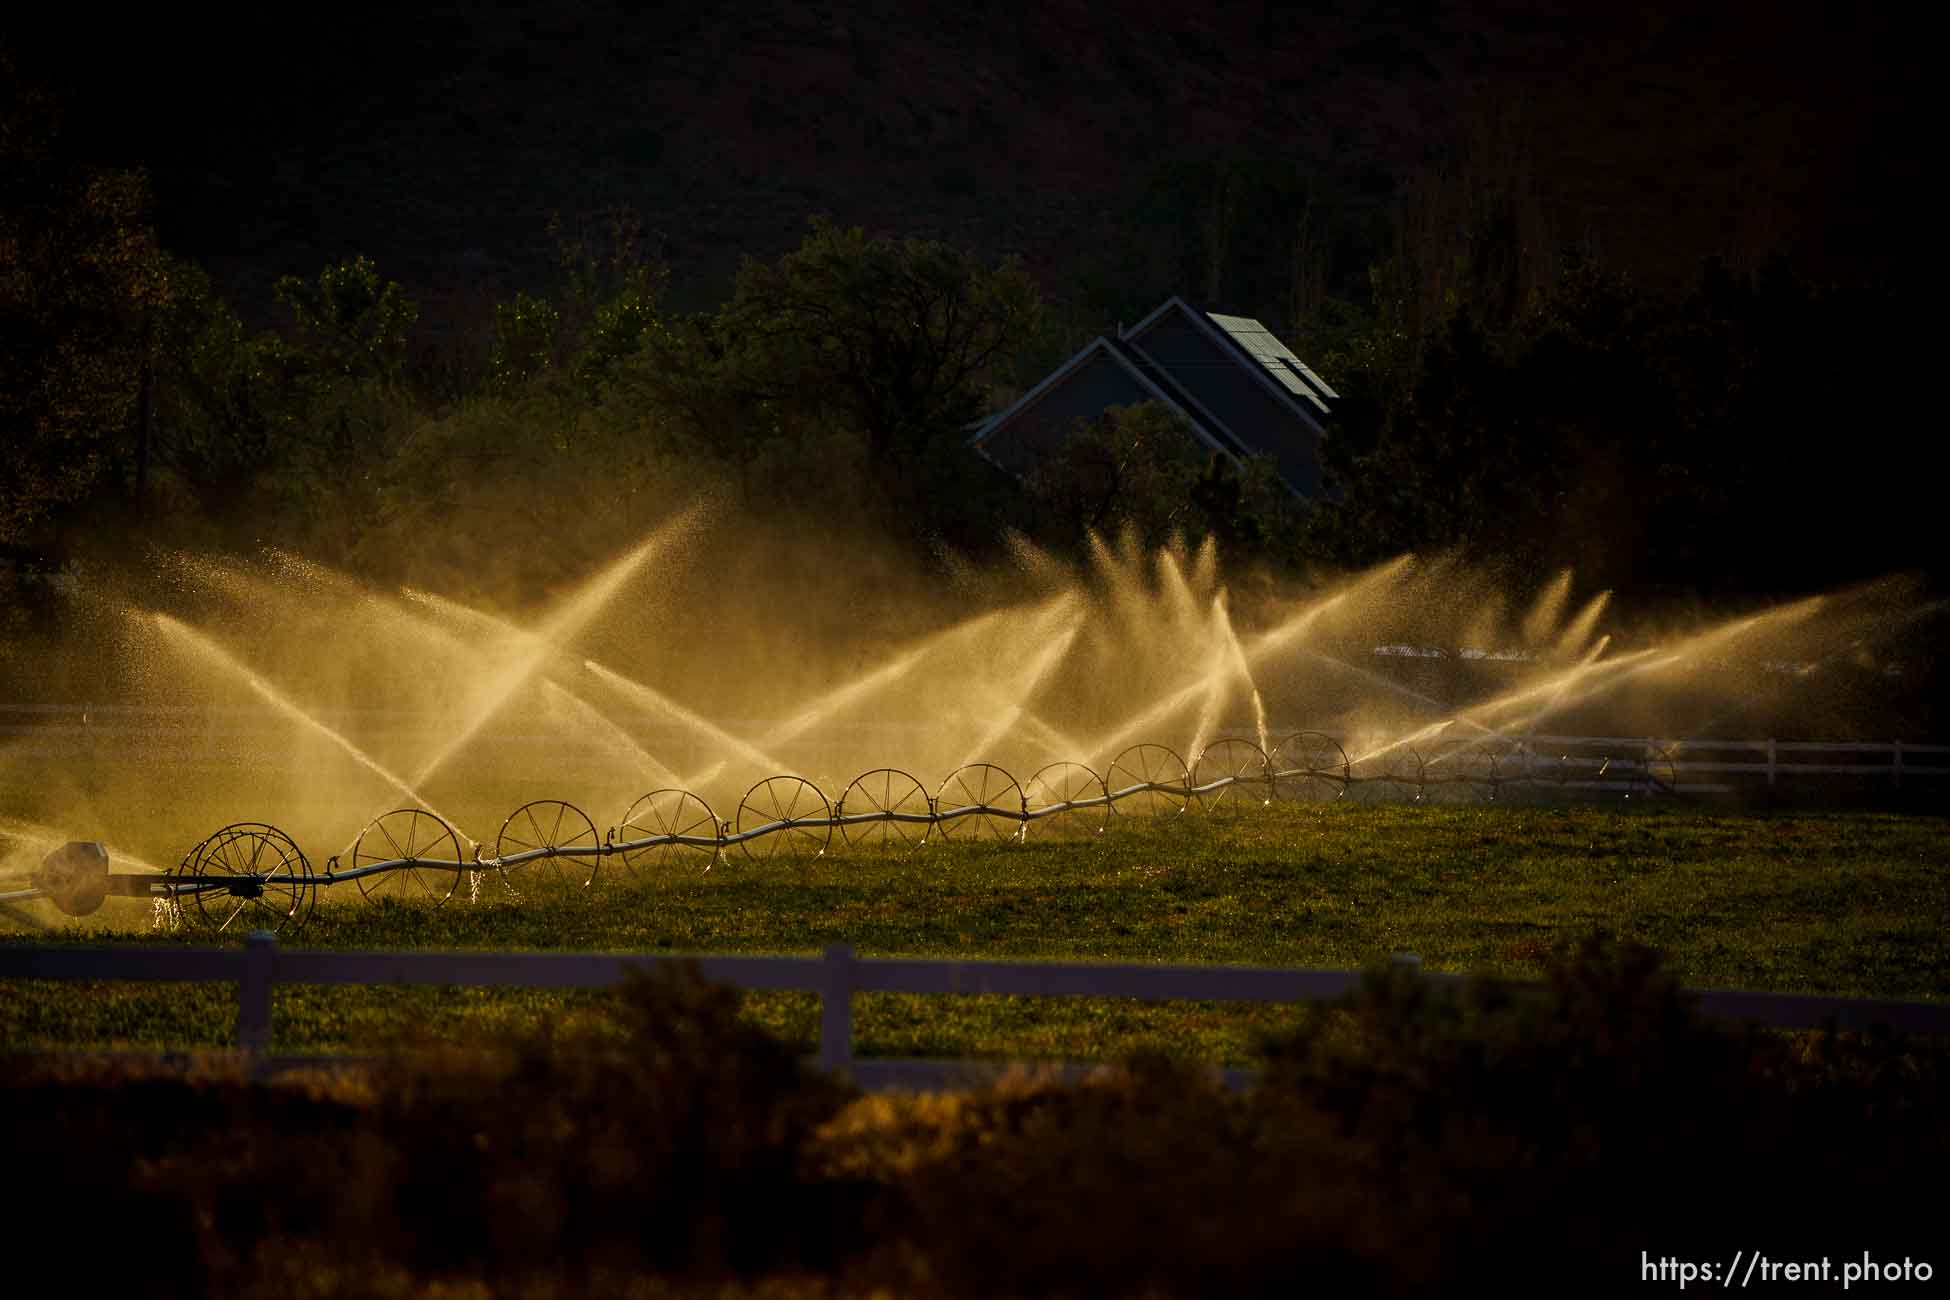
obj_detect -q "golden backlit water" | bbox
[1,504,1939,926]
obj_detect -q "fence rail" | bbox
[1407,734,1949,793]
[6,703,1942,789]
[5,936,1947,1091]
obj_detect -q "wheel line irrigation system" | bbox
[4,730,1563,935]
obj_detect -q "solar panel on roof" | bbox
[1275,358,1333,414]
[1205,312,1341,405]
[1278,354,1339,401]
[1274,361,1331,415]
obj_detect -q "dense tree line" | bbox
[1307,254,1934,602]
[3,58,1932,662]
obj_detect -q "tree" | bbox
[1188,451,1304,569]
[272,254,418,383]
[710,216,1042,469]
[554,207,667,395]
[1021,403,1232,553]
[1308,248,1939,600]
[487,291,563,393]
[0,51,166,548]
[600,217,1042,542]
[1304,259,1676,589]
[148,257,291,512]
[269,257,424,498]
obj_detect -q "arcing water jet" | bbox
[149,613,458,827]
[7,523,1938,937]
[403,512,698,788]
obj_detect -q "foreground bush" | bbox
[3,939,1944,1297]
[2,963,854,1295]
[826,936,1948,1297]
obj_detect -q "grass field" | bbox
[3,801,1946,1064]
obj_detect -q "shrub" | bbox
[818,937,1950,1297]
[1252,935,1950,1291]
[6,943,1944,1298]
[3,964,855,1294]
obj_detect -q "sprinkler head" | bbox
[33,842,110,917]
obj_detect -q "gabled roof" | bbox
[969,296,1336,497]
[1206,312,1340,407]
[967,335,1243,466]
[1114,331,1261,466]
[1122,296,1331,435]
[1103,337,1254,461]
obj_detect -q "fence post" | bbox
[1893,740,1903,791]
[1767,738,1778,788]
[238,930,276,1058]
[819,943,855,1075]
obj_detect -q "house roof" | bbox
[969,296,1334,494]
[1206,312,1339,408]
[1123,296,1331,435]
[966,335,1243,466]
[1103,337,1254,461]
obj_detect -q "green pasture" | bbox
[3,801,1945,1065]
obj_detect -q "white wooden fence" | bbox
[4,936,1946,1090]
[1395,734,1950,795]
[4,704,1943,795]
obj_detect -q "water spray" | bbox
[18,538,1935,943]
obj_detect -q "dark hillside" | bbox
[12,1,1923,333]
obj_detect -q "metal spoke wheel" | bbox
[1358,747,1425,803]
[1023,762,1108,840]
[1106,744,1189,819]
[1504,742,1543,788]
[1192,739,1272,813]
[617,789,720,877]
[494,800,601,891]
[736,776,832,863]
[1420,741,1501,802]
[1643,745,1680,796]
[352,808,465,905]
[184,823,316,936]
[1271,732,1348,802]
[933,764,1025,843]
[838,768,931,855]
[1512,743,1576,788]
